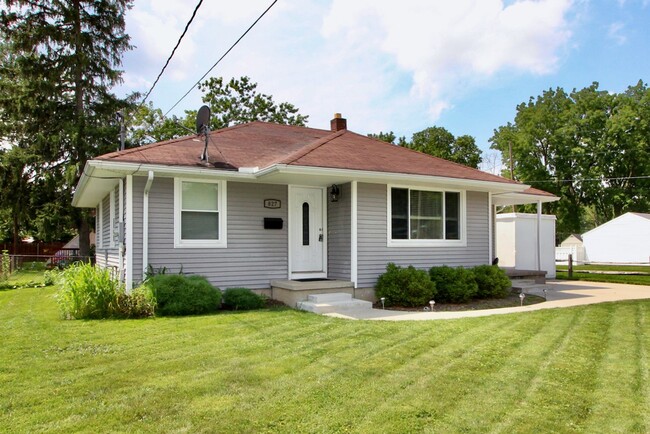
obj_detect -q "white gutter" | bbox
[87,160,257,180]
[350,181,358,288]
[125,175,134,290]
[488,192,493,264]
[142,171,154,279]
[118,179,124,285]
[256,164,529,194]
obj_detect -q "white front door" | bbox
[289,186,326,278]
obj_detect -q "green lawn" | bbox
[557,264,650,273]
[2,286,650,433]
[556,264,650,285]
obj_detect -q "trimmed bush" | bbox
[222,288,265,310]
[375,263,436,307]
[57,262,122,319]
[429,266,478,303]
[148,274,221,316]
[473,265,511,299]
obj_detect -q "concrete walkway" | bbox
[325,280,650,321]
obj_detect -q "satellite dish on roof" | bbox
[196,105,211,135]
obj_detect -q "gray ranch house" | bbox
[72,115,556,304]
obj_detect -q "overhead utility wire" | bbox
[140,0,204,105]
[524,175,650,183]
[164,0,278,117]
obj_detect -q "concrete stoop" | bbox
[296,292,373,314]
[511,279,551,295]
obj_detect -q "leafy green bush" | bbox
[473,265,511,299]
[57,262,123,319]
[375,263,436,307]
[113,285,156,318]
[148,274,221,316]
[429,266,478,303]
[222,287,265,310]
[43,269,59,286]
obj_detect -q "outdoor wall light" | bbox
[329,184,340,202]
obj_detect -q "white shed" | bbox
[582,213,650,264]
[496,213,557,279]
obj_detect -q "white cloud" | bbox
[118,0,575,137]
[607,21,627,45]
[322,0,573,120]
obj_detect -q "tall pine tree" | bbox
[0,0,133,255]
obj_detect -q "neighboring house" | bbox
[72,115,557,297]
[49,232,96,267]
[582,213,650,264]
[555,234,585,263]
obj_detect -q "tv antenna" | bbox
[196,105,211,162]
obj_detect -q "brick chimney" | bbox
[330,113,347,132]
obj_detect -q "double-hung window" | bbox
[174,179,227,248]
[389,186,465,246]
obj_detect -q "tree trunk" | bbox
[78,216,91,260]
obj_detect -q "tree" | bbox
[404,126,483,168]
[0,0,134,255]
[367,131,407,146]
[490,81,650,240]
[131,76,310,145]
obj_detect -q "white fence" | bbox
[555,245,585,263]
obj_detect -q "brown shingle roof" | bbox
[97,121,522,186]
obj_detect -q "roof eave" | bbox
[256,164,530,193]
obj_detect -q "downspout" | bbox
[488,192,493,264]
[142,171,154,279]
[350,181,358,288]
[118,179,124,284]
[126,175,134,291]
[536,200,542,271]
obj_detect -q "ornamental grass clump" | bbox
[147,274,221,316]
[375,263,436,307]
[57,262,122,319]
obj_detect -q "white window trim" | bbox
[386,184,467,248]
[174,178,227,248]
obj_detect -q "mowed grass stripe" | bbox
[424,308,578,433]
[198,317,515,432]
[494,303,613,433]
[579,302,647,433]
[347,315,536,433]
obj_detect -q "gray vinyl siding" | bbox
[327,183,351,280]
[96,188,121,273]
[147,179,288,289]
[357,183,489,288]
[131,176,144,283]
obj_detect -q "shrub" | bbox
[473,265,511,299]
[222,287,265,310]
[148,274,221,316]
[57,262,122,319]
[429,266,478,303]
[43,269,59,286]
[375,263,436,307]
[112,285,156,318]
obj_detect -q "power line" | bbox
[164,0,278,117]
[140,0,204,105]
[525,175,650,183]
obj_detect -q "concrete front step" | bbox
[511,279,551,293]
[296,292,373,314]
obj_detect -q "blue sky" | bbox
[118,0,650,172]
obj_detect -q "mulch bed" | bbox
[372,291,546,312]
